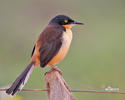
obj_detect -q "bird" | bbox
[6,14,83,95]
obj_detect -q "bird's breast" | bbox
[62,29,72,46]
[48,29,72,66]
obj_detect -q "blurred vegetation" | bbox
[0,0,125,100]
[7,96,22,100]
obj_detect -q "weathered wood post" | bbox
[44,68,76,100]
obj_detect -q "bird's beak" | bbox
[72,21,84,25]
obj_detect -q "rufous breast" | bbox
[48,28,72,66]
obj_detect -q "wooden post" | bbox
[44,68,76,100]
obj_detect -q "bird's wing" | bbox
[37,25,63,67]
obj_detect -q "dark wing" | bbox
[31,45,36,57]
[38,25,63,67]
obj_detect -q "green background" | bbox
[0,0,125,100]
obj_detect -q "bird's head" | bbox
[49,15,84,29]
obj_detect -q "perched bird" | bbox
[6,15,83,95]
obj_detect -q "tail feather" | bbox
[6,62,35,95]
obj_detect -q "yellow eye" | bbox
[64,20,68,23]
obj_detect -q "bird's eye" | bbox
[64,20,68,23]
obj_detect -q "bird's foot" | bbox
[44,66,62,75]
[51,66,62,75]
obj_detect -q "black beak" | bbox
[72,21,84,25]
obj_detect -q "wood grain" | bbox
[44,69,76,100]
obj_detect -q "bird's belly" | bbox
[48,30,72,66]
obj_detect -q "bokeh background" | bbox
[0,0,125,100]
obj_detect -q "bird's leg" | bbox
[51,65,62,75]
[44,65,62,75]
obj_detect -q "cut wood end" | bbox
[44,68,76,100]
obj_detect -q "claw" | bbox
[52,66,62,75]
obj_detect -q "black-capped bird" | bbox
[6,15,83,95]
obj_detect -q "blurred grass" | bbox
[0,0,125,100]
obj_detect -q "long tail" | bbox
[6,62,35,95]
